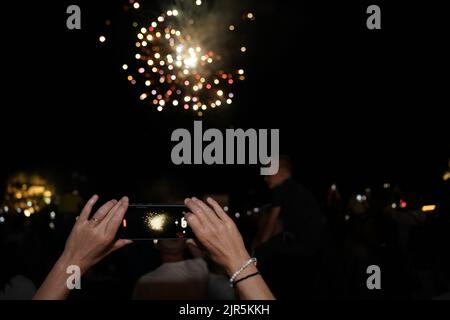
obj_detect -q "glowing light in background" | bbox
[400,199,407,208]
[421,205,436,212]
[1,173,56,218]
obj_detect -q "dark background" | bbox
[0,0,448,201]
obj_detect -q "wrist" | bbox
[224,252,253,277]
[58,252,89,275]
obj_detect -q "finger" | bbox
[184,211,203,234]
[107,239,133,255]
[184,198,211,228]
[206,197,232,222]
[193,197,221,223]
[78,195,99,223]
[185,238,198,248]
[105,196,129,234]
[91,199,117,222]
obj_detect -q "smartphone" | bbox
[119,204,194,240]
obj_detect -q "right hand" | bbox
[184,197,251,276]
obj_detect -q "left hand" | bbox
[60,195,132,273]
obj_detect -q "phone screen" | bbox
[119,204,194,240]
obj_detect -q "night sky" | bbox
[1,0,448,202]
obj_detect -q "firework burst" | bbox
[121,0,253,116]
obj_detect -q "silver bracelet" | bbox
[229,258,257,286]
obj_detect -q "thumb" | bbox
[108,239,133,255]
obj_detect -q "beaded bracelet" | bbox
[229,257,257,287]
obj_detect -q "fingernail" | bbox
[112,199,118,204]
[192,197,198,201]
[125,239,133,244]
[184,198,190,203]
[121,196,129,202]
[206,197,212,202]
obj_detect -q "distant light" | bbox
[140,93,148,100]
[27,201,32,207]
[356,194,363,202]
[99,36,106,43]
[383,183,390,189]
[3,206,9,213]
[153,239,158,245]
[246,210,252,216]
[253,207,259,213]
[122,64,128,70]
[362,195,367,201]
[235,212,240,218]
[241,46,247,53]
[223,206,229,212]
[229,25,235,31]
[196,0,202,5]
[157,106,163,112]
[172,10,179,16]
[50,211,56,219]
[391,203,397,209]
[133,2,140,9]
[365,188,371,194]
[238,69,245,75]
[400,200,407,208]
[0,216,4,223]
[344,215,350,221]
[217,90,224,96]
[247,13,254,19]
[443,172,450,181]
[24,209,31,217]
[145,80,151,86]
[49,222,55,230]
[331,184,337,191]
[421,205,436,212]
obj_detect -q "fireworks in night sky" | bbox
[100,0,255,116]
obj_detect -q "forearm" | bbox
[257,218,277,244]
[33,254,80,300]
[256,208,280,244]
